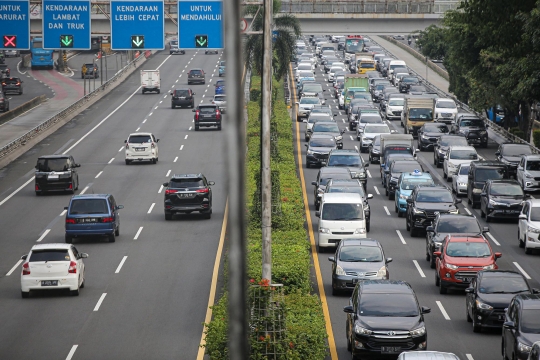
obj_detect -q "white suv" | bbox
[124,132,159,165]
[443,145,478,180]
[434,98,458,124]
[518,199,540,254]
[20,243,87,298]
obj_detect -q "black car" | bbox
[425,213,489,268]
[187,68,205,84]
[170,88,195,108]
[311,121,345,149]
[82,63,98,79]
[1,77,23,94]
[408,85,428,94]
[502,294,540,360]
[204,49,219,55]
[0,91,9,112]
[0,64,10,78]
[35,155,80,195]
[451,115,488,147]
[417,123,449,151]
[329,239,391,294]
[368,135,381,164]
[380,153,416,179]
[480,179,528,222]
[406,186,461,237]
[433,135,469,168]
[384,160,423,200]
[325,179,374,231]
[312,167,352,210]
[305,134,337,168]
[466,270,538,333]
[193,104,221,130]
[327,149,369,190]
[344,280,430,359]
[399,76,420,93]
[496,143,533,178]
[163,174,214,219]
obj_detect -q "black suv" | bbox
[193,104,222,131]
[496,143,533,178]
[325,179,374,231]
[384,160,422,200]
[327,149,369,190]
[433,135,468,168]
[1,77,23,94]
[417,122,449,151]
[35,155,81,195]
[399,76,420,93]
[170,88,195,108]
[467,161,509,209]
[344,280,430,359]
[425,213,488,268]
[82,63,98,79]
[480,179,528,222]
[187,68,205,84]
[406,186,461,237]
[163,174,214,220]
[451,115,488,147]
[0,92,9,112]
[502,294,540,360]
[305,134,337,168]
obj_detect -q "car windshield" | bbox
[437,101,457,109]
[388,99,405,106]
[298,64,312,70]
[29,249,70,262]
[190,70,202,75]
[128,135,152,143]
[408,108,433,120]
[170,40,178,46]
[402,77,418,84]
[450,150,477,160]
[308,115,331,124]
[460,119,485,127]
[170,178,204,188]
[438,218,481,233]
[339,245,382,262]
[446,242,491,257]
[313,124,339,133]
[476,168,505,182]
[36,158,69,172]
[375,84,390,90]
[328,155,362,167]
[502,145,532,157]
[478,277,529,294]
[311,108,332,116]
[459,165,470,175]
[199,107,216,114]
[310,138,335,147]
[303,84,323,93]
[360,62,375,68]
[490,184,523,196]
[525,160,540,171]
[359,294,419,317]
[353,93,370,100]
[416,190,454,202]
[424,124,449,133]
[69,199,109,215]
[214,95,226,102]
[364,125,390,134]
[401,178,434,190]
[520,310,540,333]
[328,186,365,196]
[530,208,540,221]
[300,98,320,104]
[321,203,363,220]
[440,137,469,147]
[360,116,382,124]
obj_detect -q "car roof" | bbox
[189,68,203,71]
[401,172,433,180]
[522,154,540,160]
[31,243,73,250]
[314,121,338,126]
[322,193,362,202]
[128,132,153,136]
[329,179,362,186]
[320,167,351,174]
[515,294,540,309]
[330,149,359,154]
[71,194,110,199]
[399,352,460,360]
[438,213,476,220]
[171,173,203,179]
[38,155,70,159]
[478,270,524,279]
[486,179,520,185]
[310,134,335,140]
[359,280,414,294]
[471,160,505,167]
[416,185,448,192]
[341,238,381,247]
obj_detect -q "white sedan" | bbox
[451,163,470,196]
[21,243,87,298]
[443,145,478,180]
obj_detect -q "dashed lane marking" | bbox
[396,230,407,245]
[412,260,426,277]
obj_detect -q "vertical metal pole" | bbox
[105,53,108,81]
[425,56,428,82]
[100,39,104,85]
[261,0,272,283]
[83,76,86,96]
[224,0,248,357]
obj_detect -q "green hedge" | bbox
[533,130,540,148]
[203,76,328,359]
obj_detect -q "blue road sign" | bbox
[42,0,91,50]
[0,0,30,50]
[178,0,223,49]
[110,0,165,50]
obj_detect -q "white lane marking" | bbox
[136,127,140,131]
[60,209,67,216]
[118,147,124,152]
[158,185,164,193]
[188,126,192,131]
[412,260,426,278]
[354,146,359,152]
[339,111,342,115]
[436,301,451,320]
[147,203,155,214]
[154,106,158,110]
[95,171,103,179]
[383,206,390,216]
[342,119,345,123]
[149,112,153,116]
[349,135,354,141]
[396,230,407,245]
[374,186,380,195]
[115,256,128,274]
[366,170,372,178]
[163,95,167,98]
[143,119,147,123]
[174,156,178,162]
[134,226,143,240]
[466,355,474,360]
[108,158,115,164]
[66,345,78,360]
[159,101,163,104]
[175,79,179,83]
[80,186,90,194]
[463,206,472,215]
[37,229,51,242]
[6,260,23,276]
[202,94,205,98]
[513,262,532,279]
[0,177,34,207]
[166,170,171,177]
[180,145,184,150]
[486,232,501,246]
[93,293,107,311]
[184,135,188,140]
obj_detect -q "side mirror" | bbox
[426,226,434,233]
[124,139,127,143]
[495,151,500,156]
[169,91,173,95]
[343,305,355,314]
[80,253,89,259]
[455,199,462,204]
[328,256,335,262]
[341,129,346,134]
[433,251,442,257]
[465,287,474,293]
[385,257,393,264]
[495,252,502,259]
[156,139,160,143]
[64,206,69,210]
[333,113,337,116]
[480,192,487,197]
[364,163,369,168]
[75,164,81,168]
[503,321,515,329]
[311,181,317,186]
[421,306,431,314]
[519,214,527,220]
[208,181,215,186]
[163,182,169,187]
[524,194,531,199]
[483,226,489,233]
[532,288,540,294]
[192,109,196,112]
[116,205,124,210]
[315,211,320,217]
[21,254,27,260]
[367,194,374,199]
[305,144,308,148]
[406,198,413,203]
[192,92,196,95]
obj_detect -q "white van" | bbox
[388,60,407,77]
[316,193,366,249]
[141,69,160,94]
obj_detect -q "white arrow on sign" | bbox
[240,18,248,33]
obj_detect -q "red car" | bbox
[434,235,501,294]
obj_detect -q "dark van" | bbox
[467,161,508,208]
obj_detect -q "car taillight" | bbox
[35,184,40,191]
[68,261,77,274]
[216,110,221,120]
[22,263,30,275]
[101,217,114,223]
[195,110,200,121]
[68,183,73,190]
[1,83,5,86]
[151,143,155,149]
[66,218,76,224]
[16,82,20,86]
[196,188,209,193]
[165,189,178,195]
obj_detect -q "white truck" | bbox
[141,69,160,94]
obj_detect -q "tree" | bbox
[244,0,301,79]
[415,25,447,61]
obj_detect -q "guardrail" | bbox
[279,1,436,14]
[0,95,47,125]
[0,51,151,161]
[370,36,540,153]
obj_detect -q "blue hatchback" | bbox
[64,194,123,243]
[394,170,434,217]
[218,61,225,77]
[215,79,225,95]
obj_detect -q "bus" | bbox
[30,38,54,69]
[344,35,364,64]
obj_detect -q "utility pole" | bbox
[100,38,103,85]
[261,0,273,282]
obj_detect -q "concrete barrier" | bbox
[0,95,47,126]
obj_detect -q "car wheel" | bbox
[472,313,482,333]
[152,158,157,164]
[346,323,352,351]
[80,273,85,288]
[467,305,472,322]
[480,208,485,218]
[218,124,222,131]
[171,104,175,109]
[435,271,440,286]
[430,253,436,269]
[389,192,395,201]
[525,245,532,255]
[306,162,310,168]
[70,287,80,296]
[108,233,116,242]
[125,160,131,165]
[65,234,72,244]
[410,226,417,237]
[486,214,491,223]
[406,216,411,231]
[115,226,120,236]
[443,170,447,179]
[165,213,173,221]
[385,186,389,196]
[366,220,370,232]
[439,279,448,294]
[433,156,437,165]
[331,281,339,296]
[202,210,212,219]
[519,230,525,248]
[195,125,199,131]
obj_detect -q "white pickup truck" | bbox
[141,69,160,94]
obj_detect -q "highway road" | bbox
[0,49,226,359]
[296,36,540,360]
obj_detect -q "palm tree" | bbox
[244,0,301,79]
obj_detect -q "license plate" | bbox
[458,277,473,282]
[498,315,505,321]
[180,97,186,99]
[41,280,58,286]
[47,175,59,180]
[135,148,145,151]
[82,218,97,223]
[504,210,517,214]
[381,346,400,354]
[178,193,194,198]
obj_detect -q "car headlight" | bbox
[377,266,387,278]
[390,177,398,183]
[473,188,482,194]
[354,228,366,235]
[518,342,532,353]
[319,227,330,234]
[479,130,487,135]
[483,264,495,270]
[372,149,380,154]
[421,134,429,140]
[458,182,467,186]
[335,136,343,141]
[525,173,534,179]
[438,149,446,154]
[449,209,459,214]
[476,299,493,310]
[434,241,442,248]
[413,208,424,215]
[335,265,346,276]
[307,150,314,155]
[362,138,372,143]
[447,162,456,168]
[445,263,458,270]
[354,323,373,335]
[399,194,409,200]
[410,326,425,337]
[489,199,505,206]
[527,226,540,234]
